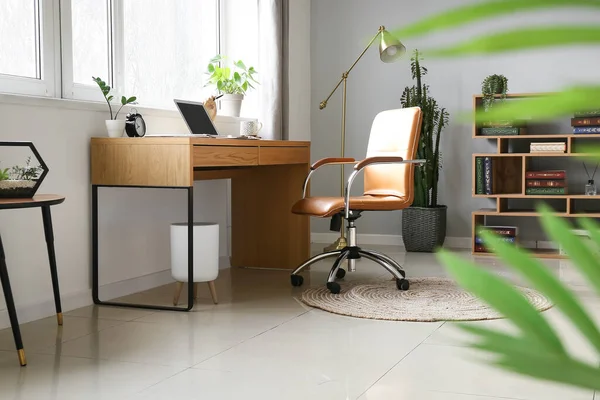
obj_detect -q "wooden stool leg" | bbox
[173,282,184,306]
[0,233,26,366]
[208,281,218,304]
[42,206,63,326]
[193,283,199,299]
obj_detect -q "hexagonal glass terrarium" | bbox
[0,141,48,198]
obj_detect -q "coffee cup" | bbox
[240,120,263,136]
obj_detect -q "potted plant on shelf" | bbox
[204,55,259,117]
[481,74,508,111]
[400,49,450,252]
[92,77,137,138]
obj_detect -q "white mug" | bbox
[240,120,263,136]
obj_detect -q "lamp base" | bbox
[323,236,347,252]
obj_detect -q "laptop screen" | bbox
[174,100,219,136]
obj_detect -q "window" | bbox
[0,0,57,97]
[0,0,259,114]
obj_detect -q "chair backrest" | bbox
[363,107,423,201]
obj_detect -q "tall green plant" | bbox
[388,0,600,391]
[400,50,449,208]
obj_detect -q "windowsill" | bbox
[0,92,181,119]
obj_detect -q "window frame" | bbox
[0,0,60,98]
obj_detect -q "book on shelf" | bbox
[574,110,600,118]
[573,126,600,134]
[484,157,493,194]
[474,225,518,253]
[475,236,516,245]
[479,127,525,136]
[525,170,566,179]
[526,187,567,195]
[571,117,600,126]
[529,142,566,153]
[482,225,518,236]
[475,157,484,194]
[526,180,566,188]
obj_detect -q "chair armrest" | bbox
[302,157,356,198]
[354,156,405,170]
[312,157,356,170]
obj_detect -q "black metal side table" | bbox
[0,194,65,366]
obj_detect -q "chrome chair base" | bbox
[290,245,409,294]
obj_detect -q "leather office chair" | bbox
[290,107,424,294]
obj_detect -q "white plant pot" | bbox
[219,94,244,117]
[105,120,126,138]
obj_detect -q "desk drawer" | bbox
[193,145,258,167]
[260,146,309,165]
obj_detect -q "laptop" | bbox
[145,99,220,137]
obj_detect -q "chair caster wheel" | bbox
[336,268,346,279]
[396,278,409,291]
[326,282,341,294]
[291,275,304,287]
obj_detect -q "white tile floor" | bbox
[0,244,598,400]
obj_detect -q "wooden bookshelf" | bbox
[471,92,600,259]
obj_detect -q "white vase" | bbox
[219,94,244,117]
[105,120,126,138]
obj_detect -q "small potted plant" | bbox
[204,55,259,117]
[0,157,44,198]
[481,74,508,111]
[92,77,137,137]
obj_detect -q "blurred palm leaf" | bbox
[392,0,600,120]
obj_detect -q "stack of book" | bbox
[572,110,600,134]
[525,170,567,195]
[479,120,527,136]
[475,156,493,195]
[529,142,566,153]
[475,226,518,253]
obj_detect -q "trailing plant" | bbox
[92,77,137,120]
[204,55,259,95]
[400,49,449,208]
[482,74,509,111]
[10,156,43,180]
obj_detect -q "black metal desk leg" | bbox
[42,205,63,326]
[0,233,26,366]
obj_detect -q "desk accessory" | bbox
[240,120,263,136]
[318,25,405,251]
[0,142,48,198]
[92,76,138,137]
[125,110,146,137]
[204,55,259,117]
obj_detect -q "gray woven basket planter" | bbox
[401,206,447,252]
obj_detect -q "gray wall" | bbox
[310,0,600,239]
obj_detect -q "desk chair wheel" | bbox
[336,268,346,279]
[396,278,410,291]
[291,274,304,287]
[326,282,341,294]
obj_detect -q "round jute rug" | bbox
[300,277,552,322]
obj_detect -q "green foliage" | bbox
[437,207,600,392]
[10,156,42,181]
[204,55,259,95]
[92,77,137,120]
[390,0,600,121]
[391,0,600,391]
[400,50,449,208]
[481,74,508,111]
[0,168,9,181]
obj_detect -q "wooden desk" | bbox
[90,137,310,311]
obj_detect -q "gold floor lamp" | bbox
[320,26,406,251]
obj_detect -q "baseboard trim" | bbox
[310,233,557,251]
[0,256,232,330]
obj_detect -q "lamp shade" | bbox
[379,29,405,63]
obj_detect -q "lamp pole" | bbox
[319,26,404,252]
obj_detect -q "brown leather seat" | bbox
[292,195,412,218]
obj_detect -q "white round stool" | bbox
[170,222,219,305]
